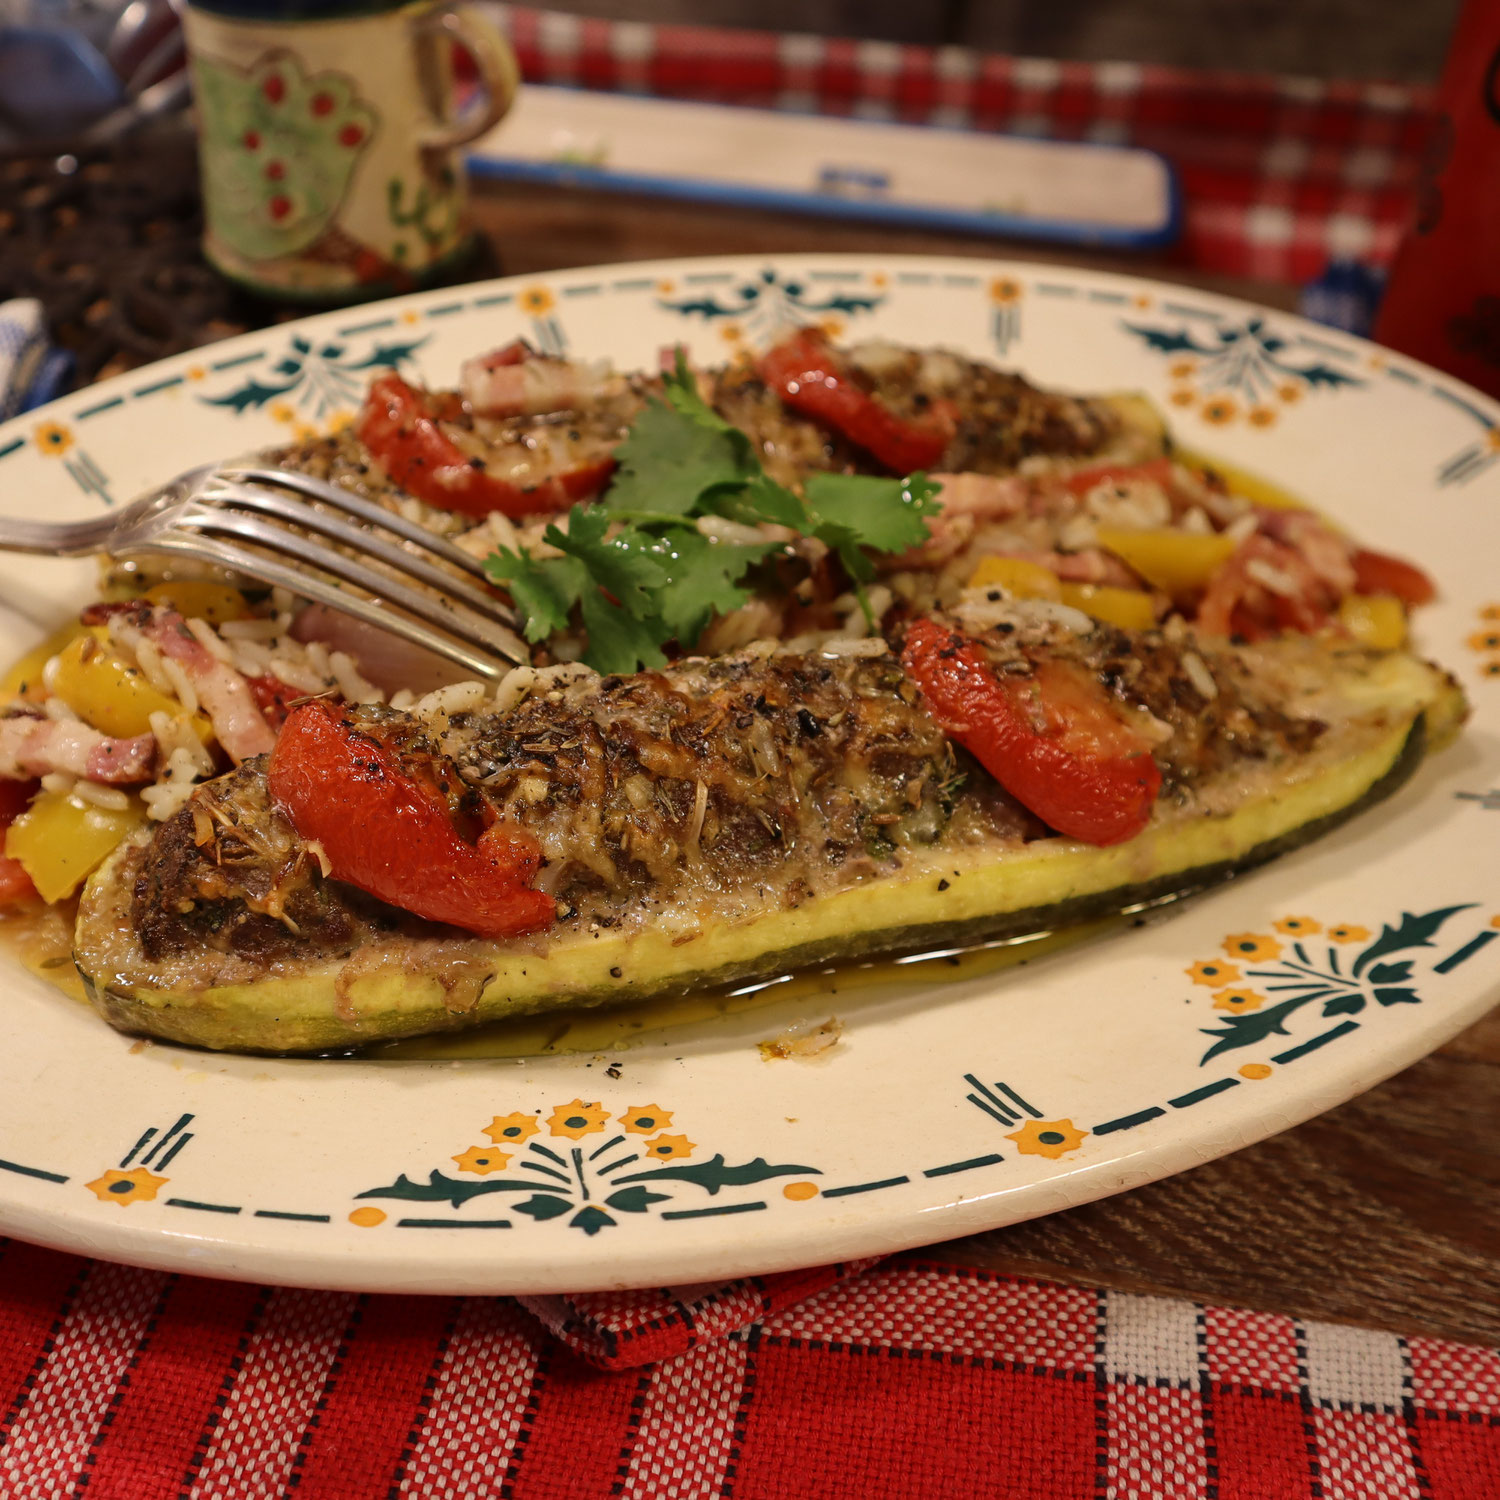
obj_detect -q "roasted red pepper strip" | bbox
[246,674,303,732]
[901,619,1161,846]
[1350,547,1436,606]
[267,700,555,938]
[1060,456,1176,497]
[1196,536,1332,640]
[0,779,39,904]
[357,372,614,520]
[756,328,957,473]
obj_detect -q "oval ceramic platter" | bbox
[1,254,1497,1295]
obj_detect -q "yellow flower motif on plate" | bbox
[1481,604,1500,621]
[452,1145,510,1176]
[1169,387,1195,407]
[520,285,555,316]
[1468,630,1500,652]
[186,364,207,382]
[401,309,421,326]
[719,323,744,344]
[85,1167,166,1206]
[1277,382,1303,403]
[1006,1119,1088,1159]
[620,1105,673,1135]
[1212,987,1264,1014]
[1238,1063,1273,1080]
[989,276,1021,304]
[33,421,72,457]
[1327,924,1371,943]
[270,401,296,424]
[1187,959,1241,986]
[1247,405,1277,428]
[1168,358,1196,379]
[484,1112,540,1146]
[1201,394,1237,424]
[1273,916,1321,936]
[642,1133,696,1161]
[871,272,889,289]
[1222,933,1282,962]
[326,410,356,435]
[819,315,845,339]
[1483,661,1500,678]
[292,423,320,444]
[547,1100,609,1139]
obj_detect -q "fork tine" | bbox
[223,467,494,581]
[182,506,530,667]
[140,531,515,681]
[200,480,520,630]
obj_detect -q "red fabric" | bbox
[1,1241,1496,1498]
[494,4,1437,283]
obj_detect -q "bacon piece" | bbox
[459,340,617,418]
[0,713,154,784]
[144,611,276,764]
[931,472,1029,519]
[1256,509,1357,597]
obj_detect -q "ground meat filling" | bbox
[127,628,1329,961]
[843,344,1127,474]
[132,760,358,962]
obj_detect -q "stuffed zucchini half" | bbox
[74,601,1466,1055]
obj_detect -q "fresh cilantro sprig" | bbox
[483,351,941,673]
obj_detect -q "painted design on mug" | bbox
[192,47,378,265]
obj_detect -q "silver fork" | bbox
[0,465,529,678]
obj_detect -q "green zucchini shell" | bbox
[73,659,1464,1056]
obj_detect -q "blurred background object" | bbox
[539,0,1462,82]
[0,0,187,149]
[0,1,1468,386]
[1374,0,1500,399]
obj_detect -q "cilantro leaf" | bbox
[661,349,742,438]
[803,471,941,554]
[483,549,587,642]
[483,350,946,675]
[544,505,666,617]
[651,531,776,644]
[725,473,811,531]
[607,400,747,516]
[577,591,669,675]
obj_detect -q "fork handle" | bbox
[0,516,113,555]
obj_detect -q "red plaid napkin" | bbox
[492,3,1438,284]
[2,1239,1496,1498]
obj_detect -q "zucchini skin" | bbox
[76,700,1442,1056]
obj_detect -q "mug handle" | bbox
[416,3,519,152]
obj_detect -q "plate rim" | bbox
[0,249,1496,1295]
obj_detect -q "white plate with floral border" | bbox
[1,254,1497,1295]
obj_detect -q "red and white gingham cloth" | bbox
[491,4,1438,285]
[2,1239,1496,1498]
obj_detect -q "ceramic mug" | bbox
[181,0,518,301]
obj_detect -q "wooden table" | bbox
[468,179,1500,1347]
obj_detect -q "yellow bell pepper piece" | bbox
[966,556,1063,599]
[0,621,88,706]
[1093,527,1238,597]
[5,790,145,904]
[1173,446,1311,513]
[1339,592,1406,651]
[1058,583,1158,631]
[47,628,213,743]
[142,582,249,625]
